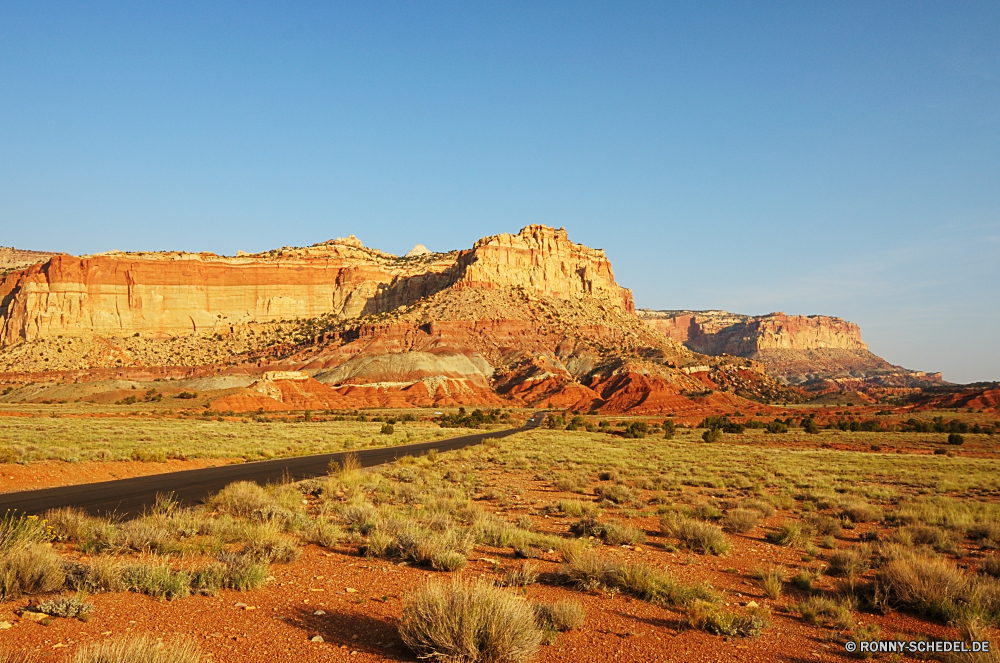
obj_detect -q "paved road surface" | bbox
[0,413,546,518]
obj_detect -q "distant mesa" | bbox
[637,309,942,388]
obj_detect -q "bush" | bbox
[795,595,855,629]
[755,566,784,600]
[558,550,717,607]
[623,422,648,439]
[982,556,1000,578]
[702,429,722,443]
[0,543,65,599]
[766,522,806,548]
[400,579,542,663]
[948,433,965,445]
[765,421,788,434]
[722,509,760,533]
[803,418,820,434]
[840,499,883,524]
[594,484,635,505]
[877,556,968,619]
[827,547,871,580]
[600,520,646,546]
[662,515,731,555]
[207,481,280,519]
[686,600,770,637]
[38,594,94,620]
[380,423,395,435]
[0,512,52,551]
[534,600,585,631]
[504,561,539,587]
[71,634,202,663]
[662,420,676,439]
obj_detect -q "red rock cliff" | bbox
[0,226,633,345]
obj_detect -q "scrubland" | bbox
[1,411,999,662]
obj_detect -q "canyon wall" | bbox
[0,225,633,345]
[638,310,867,356]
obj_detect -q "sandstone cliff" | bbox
[0,225,632,346]
[637,309,939,386]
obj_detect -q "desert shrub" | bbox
[400,579,542,663]
[839,499,883,524]
[534,600,585,631]
[558,549,716,607]
[803,418,820,434]
[662,420,676,439]
[0,512,51,551]
[702,429,722,443]
[755,566,784,600]
[795,595,856,629]
[804,514,842,537]
[516,515,533,531]
[237,522,301,563]
[738,498,776,518]
[380,423,395,435]
[302,521,344,548]
[982,556,1000,579]
[117,518,175,554]
[948,433,965,446]
[207,481,279,519]
[827,546,871,580]
[687,502,722,521]
[877,556,968,619]
[662,515,731,555]
[765,421,788,434]
[791,570,813,591]
[38,594,93,620]
[431,551,468,572]
[119,562,190,600]
[594,484,635,505]
[0,448,19,464]
[557,500,594,517]
[686,600,770,637]
[722,509,760,533]
[504,561,539,587]
[892,525,961,555]
[600,520,646,546]
[554,473,589,494]
[570,517,605,539]
[969,521,1000,546]
[216,553,269,591]
[0,543,65,599]
[71,634,202,663]
[130,448,167,462]
[766,522,806,548]
[623,422,648,439]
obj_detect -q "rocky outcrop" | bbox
[0,225,633,346]
[638,309,937,385]
[0,247,60,275]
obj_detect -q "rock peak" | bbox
[405,244,431,257]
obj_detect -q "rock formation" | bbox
[0,225,632,345]
[637,309,940,386]
[0,247,61,276]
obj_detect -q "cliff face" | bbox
[0,225,633,346]
[639,310,867,356]
[637,309,934,384]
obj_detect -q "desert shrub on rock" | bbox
[400,579,541,663]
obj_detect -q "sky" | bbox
[1,2,997,383]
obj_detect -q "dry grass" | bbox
[71,634,202,663]
[400,579,542,663]
[722,508,760,533]
[661,514,731,555]
[686,600,770,637]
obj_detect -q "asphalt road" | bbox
[0,412,546,518]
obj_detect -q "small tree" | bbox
[380,423,395,435]
[663,419,676,440]
[947,433,964,445]
[803,418,819,434]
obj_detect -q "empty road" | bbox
[0,412,546,517]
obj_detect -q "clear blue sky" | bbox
[2,2,997,383]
